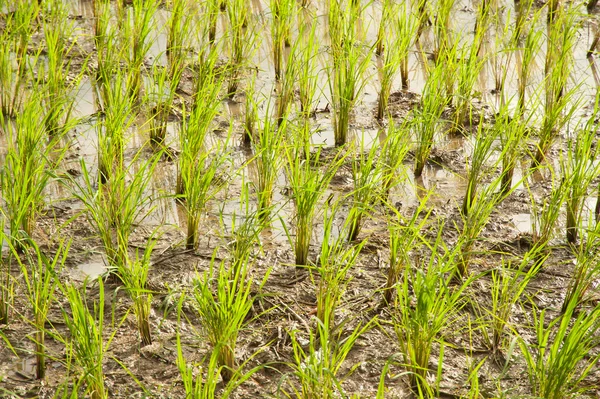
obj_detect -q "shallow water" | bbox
[512,213,532,234]
[76,260,107,280]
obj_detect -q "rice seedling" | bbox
[166,0,194,80]
[532,5,579,168]
[0,29,18,119]
[178,42,222,192]
[314,202,365,328]
[206,0,221,44]
[497,103,531,196]
[181,138,232,250]
[392,227,471,395]
[223,183,262,273]
[561,99,600,244]
[176,336,223,398]
[462,119,497,217]
[515,11,543,117]
[376,2,416,120]
[96,60,134,183]
[464,358,486,399]
[284,137,344,266]
[191,254,261,383]
[11,0,39,79]
[226,0,257,97]
[276,36,300,126]
[382,194,431,307]
[270,0,295,81]
[512,0,536,41]
[0,222,11,326]
[243,74,258,145]
[176,331,262,398]
[61,278,122,399]
[589,26,600,58]
[93,0,111,58]
[122,0,158,102]
[472,0,494,43]
[114,0,126,20]
[119,236,157,347]
[10,237,70,379]
[457,175,507,277]
[289,55,312,120]
[432,0,455,66]
[379,119,411,201]
[0,47,13,122]
[252,101,286,223]
[177,53,225,213]
[70,150,160,278]
[292,19,319,153]
[413,0,431,37]
[483,250,545,356]
[179,55,220,148]
[436,39,463,110]
[519,299,600,399]
[561,226,600,313]
[375,363,393,399]
[1,95,62,252]
[38,0,84,138]
[147,62,182,148]
[451,29,487,133]
[375,0,389,57]
[51,377,81,399]
[0,7,34,119]
[178,104,232,250]
[488,15,513,102]
[296,17,319,120]
[147,1,190,148]
[346,137,383,242]
[281,311,374,398]
[327,0,371,146]
[176,294,264,398]
[547,0,561,24]
[92,2,120,114]
[413,63,449,177]
[528,169,567,256]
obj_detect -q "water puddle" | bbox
[312,126,381,149]
[393,163,467,209]
[512,213,532,234]
[73,76,97,118]
[14,358,37,381]
[422,166,467,207]
[76,260,107,280]
[581,196,599,230]
[148,8,169,65]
